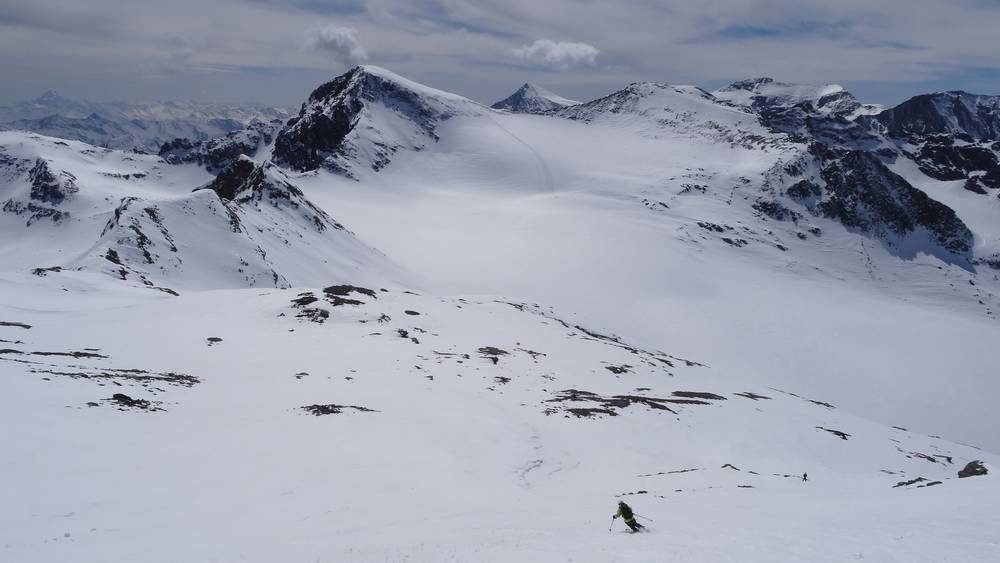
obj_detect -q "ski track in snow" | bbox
[484,112,557,193]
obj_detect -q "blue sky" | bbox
[1,0,998,108]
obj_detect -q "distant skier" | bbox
[802,472,808,482]
[612,500,644,533]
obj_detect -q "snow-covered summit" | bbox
[556,81,779,148]
[715,77,881,123]
[272,65,486,175]
[491,83,580,113]
[711,77,883,147]
[716,78,846,109]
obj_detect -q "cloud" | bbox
[306,24,367,65]
[512,39,599,70]
[2,0,1000,107]
[159,33,196,74]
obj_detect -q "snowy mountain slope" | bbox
[0,279,996,562]
[3,67,1000,562]
[555,81,780,148]
[272,65,488,176]
[491,82,580,113]
[0,91,290,153]
[277,68,1000,449]
[0,132,398,291]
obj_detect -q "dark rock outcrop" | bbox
[958,460,988,478]
[272,66,475,175]
[202,157,346,233]
[28,159,77,205]
[205,156,257,201]
[160,119,281,172]
[817,151,972,256]
[714,78,881,147]
[2,158,75,225]
[876,92,1000,141]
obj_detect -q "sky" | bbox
[1,0,999,108]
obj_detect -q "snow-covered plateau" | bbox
[1,66,998,562]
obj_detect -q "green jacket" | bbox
[613,505,636,522]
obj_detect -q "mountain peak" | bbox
[275,66,483,174]
[876,90,1000,140]
[715,78,847,107]
[722,77,778,91]
[305,65,475,107]
[35,89,65,103]
[491,82,579,113]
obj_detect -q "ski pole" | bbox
[609,516,615,531]
[635,513,654,522]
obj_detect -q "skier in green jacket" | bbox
[613,500,644,532]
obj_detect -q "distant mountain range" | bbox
[0,90,290,153]
[4,66,1000,283]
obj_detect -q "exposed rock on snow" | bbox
[302,403,377,415]
[107,392,164,412]
[958,460,988,478]
[273,65,485,175]
[556,81,780,149]
[714,77,881,139]
[1,154,76,225]
[876,91,1000,141]
[816,151,973,257]
[159,119,283,172]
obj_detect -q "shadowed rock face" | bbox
[272,66,469,175]
[914,139,997,181]
[872,93,1000,196]
[818,151,973,256]
[1,157,75,226]
[272,68,363,173]
[714,78,883,149]
[204,157,345,232]
[159,119,281,173]
[715,82,985,260]
[205,157,258,201]
[904,135,1000,195]
[876,92,1000,141]
[29,159,76,205]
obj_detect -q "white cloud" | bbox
[512,39,599,70]
[306,24,368,65]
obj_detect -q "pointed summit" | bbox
[491,83,579,113]
[273,65,484,175]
